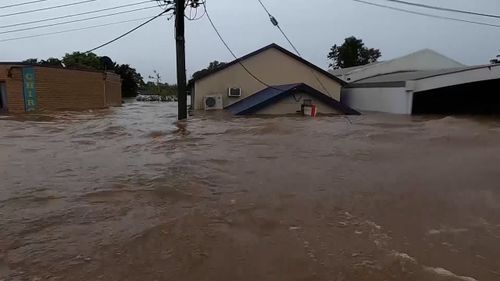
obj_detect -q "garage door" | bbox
[412,79,500,114]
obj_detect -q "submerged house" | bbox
[0,63,122,113]
[191,43,359,115]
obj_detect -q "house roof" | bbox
[226,83,359,115]
[193,43,346,86]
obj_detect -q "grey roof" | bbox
[346,64,500,88]
[329,62,382,76]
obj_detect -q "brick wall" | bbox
[0,64,122,113]
[0,65,25,112]
[104,73,122,107]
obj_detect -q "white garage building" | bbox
[341,64,500,114]
[330,49,466,82]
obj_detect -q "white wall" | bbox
[341,87,412,114]
[414,65,500,93]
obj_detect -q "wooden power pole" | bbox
[175,0,187,120]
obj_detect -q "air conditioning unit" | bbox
[228,87,242,98]
[204,95,223,110]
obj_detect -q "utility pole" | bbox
[175,0,187,120]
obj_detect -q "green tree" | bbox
[23,58,39,64]
[115,64,144,98]
[328,36,381,69]
[62,52,102,70]
[40,58,63,66]
[192,60,226,80]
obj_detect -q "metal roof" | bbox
[346,64,500,88]
[226,83,359,115]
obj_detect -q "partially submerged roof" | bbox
[330,49,466,82]
[226,83,359,115]
[193,43,346,85]
[346,64,500,88]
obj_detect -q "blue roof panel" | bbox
[225,83,360,115]
[226,84,301,115]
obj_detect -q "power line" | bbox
[0,0,50,10]
[85,8,174,53]
[256,0,301,56]
[383,0,500,20]
[352,0,500,28]
[1,1,152,29]
[256,0,333,97]
[0,14,172,43]
[0,6,159,35]
[203,2,277,90]
[0,0,97,18]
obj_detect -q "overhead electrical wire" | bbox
[0,0,50,10]
[202,2,278,91]
[85,7,174,53]
[382,0,500,20]
[256,0,301,56]
[256,0,333,97]
[0,14,171,43]
[1,1,153,29]
[352,0,500,28]
[0,0,97,18]
[0,6,160,35]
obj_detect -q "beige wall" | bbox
[194,48,342,110]
[255,91,342,115]
[0,65,122,113]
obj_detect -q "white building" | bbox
[341,64,500,114]
[330,49,465,82]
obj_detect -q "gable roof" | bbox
[193,43,346,85]
[330,49,466,82]
[346,64,500,88]
[226,83,359,115]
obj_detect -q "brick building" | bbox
[0,63,122,113]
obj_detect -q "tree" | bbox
[62,52,102,70]
[192,60,226,80]
[23,58,39,64]
[328,36,381,69]
[40,58,63,66]
[114,64,144,98]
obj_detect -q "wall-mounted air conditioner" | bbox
[228,87,242,98]
[204,95,223,110]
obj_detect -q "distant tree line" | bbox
[23,52,146,98]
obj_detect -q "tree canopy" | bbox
[328,36,381,69]
[192,61,226,80]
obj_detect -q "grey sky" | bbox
[1,0,499,83]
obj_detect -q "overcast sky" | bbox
[1,0,499,82]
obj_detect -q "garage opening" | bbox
[412,79,500,114]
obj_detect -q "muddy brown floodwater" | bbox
[1,102,500,281]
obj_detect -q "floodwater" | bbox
[1,102,500,281]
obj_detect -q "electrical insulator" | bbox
[270,16,279,26]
